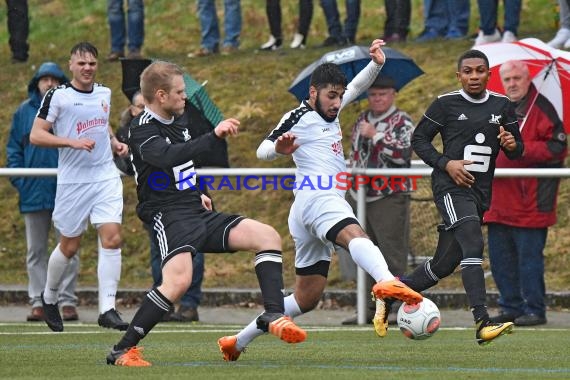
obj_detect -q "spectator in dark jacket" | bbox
[6,62,80,323]
[485,60,568,326]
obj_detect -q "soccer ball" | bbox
[397,297,441,340]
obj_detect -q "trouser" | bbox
[5,0,29,60]
[24,211,78,308]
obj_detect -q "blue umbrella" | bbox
[288,45,424,102]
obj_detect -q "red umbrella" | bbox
[474,38,570,132]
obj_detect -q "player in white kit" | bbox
[30,42,130,332]
[217,39,423,361]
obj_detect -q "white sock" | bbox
[235,294,303,350]
[43,244,70,304]
[284,294,303,318]
[348,237,395,282]
[98,245,122,314]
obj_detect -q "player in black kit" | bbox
[106,61,306,367]
[379,50,524,345]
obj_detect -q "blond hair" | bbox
[140,61,184,103]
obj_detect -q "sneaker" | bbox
[415,28,440,42]
[290,33,306,49]
[98,308,129,331]
[107,346,151,367]
[445,28,465,40]
[501,30,517,43]
[473,29,501,46]
[41,292,63,332]
[62,306,79,321]
[318,36,347,48]
[217,335,243,362]
[188,46,218,58]
[476,319,514,346]
[171,305,199,322]
[260,35,282,51]
[256,312,307,344]
[383,33,406,43]
[107,51,125,62]
[26,306,44,322]
[372,279,423,305]
[127,49,143,59]
[514,313,547,326]
[548,28,570,48]
[221,45,238,56]
[372,297,391,338]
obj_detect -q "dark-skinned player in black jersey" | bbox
[376,49,524,346]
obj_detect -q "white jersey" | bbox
[257,61,382,198]
[37,83,118,184]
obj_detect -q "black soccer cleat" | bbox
[41,292,63,332]
[98,308,129,331]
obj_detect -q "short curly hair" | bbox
[309,63,348,91]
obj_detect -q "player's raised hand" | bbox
[369,39,386,66]
[214,118,240,139]
[497,126,516,151]
[275,132,299,155]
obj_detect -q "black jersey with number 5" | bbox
[412,89,524,211]
[129,109,220,223]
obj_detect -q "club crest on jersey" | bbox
[488,114,501,124]
[101,99,109,114]
[182,128,191,141]
[331,140,343,155]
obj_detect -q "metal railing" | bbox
[3,165,570,324]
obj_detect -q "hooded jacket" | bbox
[6,62,68,213]
[484,83,568,228]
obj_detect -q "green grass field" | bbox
[0,323,568,379]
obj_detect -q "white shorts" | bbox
[289,191,357,269]
[53,177,123,237]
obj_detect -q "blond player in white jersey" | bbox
[217,39,423,361]
[30,42,130,332]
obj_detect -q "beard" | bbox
[315,96,338,123]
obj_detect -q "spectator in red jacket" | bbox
[485,60,567,326]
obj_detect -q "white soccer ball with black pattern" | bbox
[397,297,441,340]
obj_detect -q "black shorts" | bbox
[434,192,481,231]
[150,208,244,267]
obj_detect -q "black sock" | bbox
[401,259,438,292]
[115,287,173,351]
[461,265,488,323]
[254,250,285,314]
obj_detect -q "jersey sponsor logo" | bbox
[457,113,468,120]
[463,133,492,172]
[174,160,196,190]
[489,114,502,124]
[73,102,83,106]
[322,127,330,132]
[76,116,108,134]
